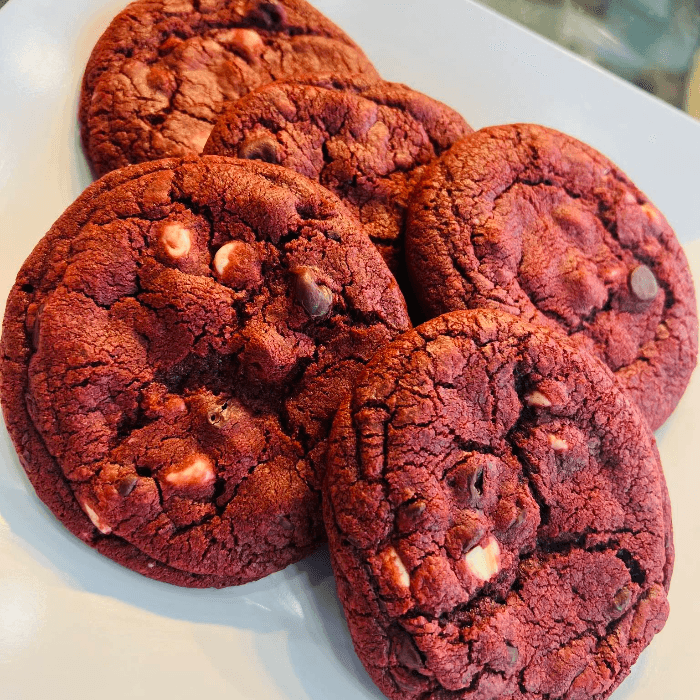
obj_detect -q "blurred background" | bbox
[1,0,698,116]
[477,0,700,117]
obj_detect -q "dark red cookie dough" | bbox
[0,156,410,587]
[324,309,672,700]
[203,75,472,279]
[406,124,698,430]
[80,0,379,176]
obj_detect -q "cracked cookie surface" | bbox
[203,74,472,284]
[405,124,698,430]
[80,0,379,177]
[324,309,672,700]
[0,156,410,586]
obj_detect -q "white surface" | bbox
[0,0,699,698]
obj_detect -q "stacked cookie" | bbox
[324,310,675,700]
[404,124,698,432]
[1,1,697,699]
[80,0,380,174]
[1,157,411,586]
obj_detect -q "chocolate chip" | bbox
[448,460,484,506]
[117,476,138,497]
[629,265,659,302]
[391,630,425,671]
[238,136,279,164]
[293,268,333,318]
[278,516,294,531]
[249,1,287,28]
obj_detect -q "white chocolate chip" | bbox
[212,241,262,289]
[384,547,411,589]
[82,502,112,535]
[165,455,215,487]
[166,396,188,415]
[641,203,661,224]
[162,0,194,11]
[465,536,501,582]
[216,28,264,56]
[525,391,552,407]
[548,434,569,452]
[160,223,192,259]
[213,242,240,279]
[189,125,212,155]
[656,323,670,340]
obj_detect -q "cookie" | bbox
[0,156,410,587]
[203,74,472,284]
[80,0,379,176]
[406,124,698,430]
[324,309,672,700]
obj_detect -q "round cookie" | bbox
[406,124,698,430]
[80,0,379,176]
[0,156,410,587]
[203,75,472,281]
[324,309,672,700]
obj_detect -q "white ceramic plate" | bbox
[1,1,699,698]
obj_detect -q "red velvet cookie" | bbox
[80,0,379,176]
[324,309,672,700]
[204,75,472,282]
[0,156,410,587]
[406,124,698,430]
